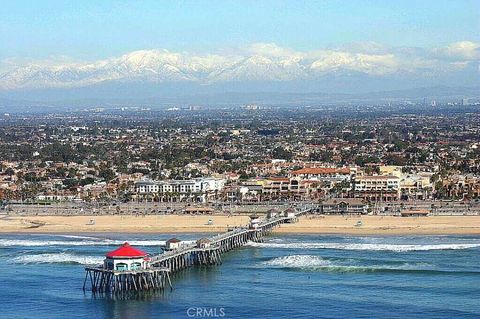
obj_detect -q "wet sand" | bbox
[1,214,479,235]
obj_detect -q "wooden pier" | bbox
[83,205,315,293]
[84,267,172,293]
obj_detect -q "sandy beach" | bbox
[276,215,480,235]
[1,214,480,235]
[0,215,250,233]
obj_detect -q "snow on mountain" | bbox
[0,42,478,90]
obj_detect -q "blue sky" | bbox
[1,0,479,60]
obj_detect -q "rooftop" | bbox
[105,242,147,258]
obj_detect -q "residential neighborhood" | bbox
[1,106,479,215]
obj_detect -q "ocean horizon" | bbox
[0,233,479,318]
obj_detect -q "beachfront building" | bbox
[261,177,291,198]
[104,242,149,271]
[36,193,77,202]
[258,177,325,201]
[289,167,355,186]
[354,175,400,201]
[321,198,368,214]
[134,177,226,202]
[134,180,159,193]
[183,206,213,214]
[400,209,430,217]
[399,174,433,200]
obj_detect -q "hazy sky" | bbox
[1,0,479,61]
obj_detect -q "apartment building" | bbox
[354,175,400,201]
[134,177,225,202]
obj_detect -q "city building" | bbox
[134,177,225,202]
[354,175,400,201]
[321,198,368,214]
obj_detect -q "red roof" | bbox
[105,242,147,258]
[291,167,350,175]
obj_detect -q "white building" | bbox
[134,180,159,193]
[165,238,182,250]
[104,242,149,271]
[399,173,433,200]
[135,177,225,202]
[355,175,401,201]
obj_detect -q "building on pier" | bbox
[249,214,261,229]
[84,242,171,293]
[83,205,314,293]
[267,208,279,219]
[284,207,296,218]
[104,242,150,271]
[165,238,182,250]
[196,238,212,248]
[284,207,297,222]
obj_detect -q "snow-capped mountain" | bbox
[0,49,392,90]
[0,42,478,91]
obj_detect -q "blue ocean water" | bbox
[0,233,479,319]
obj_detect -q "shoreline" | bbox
[1,214,480,235]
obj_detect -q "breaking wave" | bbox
[261,255,480,274]
[11,253,103,265]
[50,234,104,240]
[247,241,480,252]
[0,238,200,247]
[263,255,331,267]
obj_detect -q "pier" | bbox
[84,205,315,293]
[84,267,172,293]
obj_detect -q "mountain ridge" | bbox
[2,45,478,91]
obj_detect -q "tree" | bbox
[99,168,115,182]
[271,147,293,160]
[384,154,407,166]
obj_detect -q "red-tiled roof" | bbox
[105,242,147,258]
[291,167,350,175]
[268,177,290,182]
[357,175,397,180]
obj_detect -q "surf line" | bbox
[83,205,314,294]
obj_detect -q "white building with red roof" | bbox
[104,242,150,271]
[290,167,354,181]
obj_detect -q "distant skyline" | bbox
[0,0,478,96]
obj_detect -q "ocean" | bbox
[0,233,479,319]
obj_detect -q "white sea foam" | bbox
[0,238,198,247]
[0,239,113,247]
[247,241,480,252]
[51,234,104,240]
[263,255,331,268]
[11,253,103,265]
[261,255,437,273]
